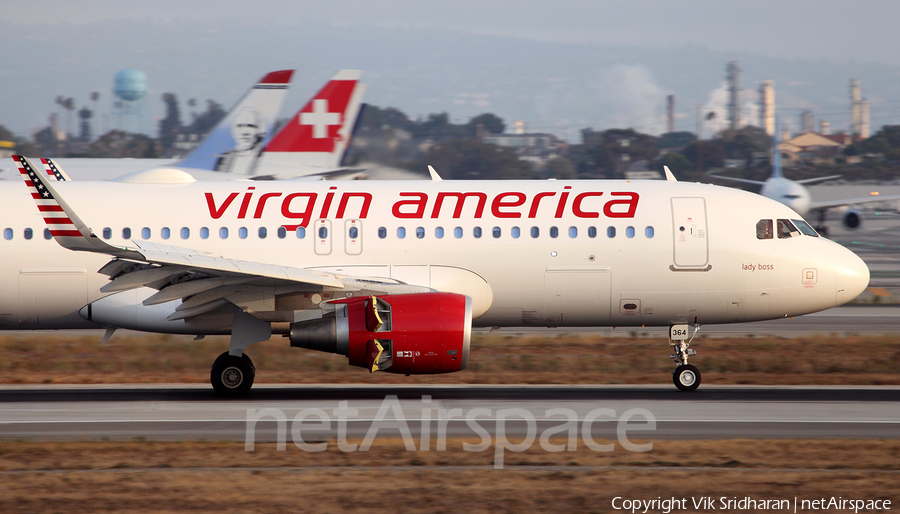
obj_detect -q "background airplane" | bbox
[711,121,899,235]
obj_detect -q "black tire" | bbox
[211,351,255,396]
[673,364,701,392]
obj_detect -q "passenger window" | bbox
[792,219,818,237]
[200,227,209,239]
[397,227,406,239]
[219,227,228,239]
[588,226,597,238]
[258,227,267,239]
[777,219,800,239]
[102,228,111,239]
[756,219,773,240]
[122,227,131,239]
[44,228,52,240]
[435,227,444,238]
[512,227,520,239]
[550,227,558,238]
[416,227,425,239]
[349,227,358,239]
[454,227,463,238]
[473,227,482,238]
[142,227,151,239]
[24,228,33,240]
[607,226,616,238]
[239,227,248,239]
[531,227,539,238]
[568,227,577,238]
[645,226,654,238]
[377,227,386,239]
[278,227,287,239]
[297,227,306,239]
[161,227,170,240]
[626,226,635,238]
[3,228,11,240]
[492,227,501,238]
[181,227,190,239]
[318,227,328,239]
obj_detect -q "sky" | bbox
[4,0,900,141]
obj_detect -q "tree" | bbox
[856,125,900,160]
[681,141,725,171]
[418,138,535,180]
[657,131,696,150]
[711,126,770,166]
[78,107,93,142]
[578,128,660,178]
[90,130,160,158]
[656,152,694,177]
[357,105,414,132]
[187,100,226,136]
[467,113,505,136]
[0,124,15,143]
[543,157,577,179]
[158,93,182,149]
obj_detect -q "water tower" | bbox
[112,69,147,133]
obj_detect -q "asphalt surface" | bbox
[0,384,897,442]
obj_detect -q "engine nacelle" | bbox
[842,209,864,230]
[289,292,472,374]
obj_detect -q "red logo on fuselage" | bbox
[204,185,639,230]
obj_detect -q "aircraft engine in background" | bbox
[290,292,471,374]
[842,209,864,230]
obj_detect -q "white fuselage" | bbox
[0,179,868,333]
[760,177,812,216]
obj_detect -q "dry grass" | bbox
[0,439,897,513]
[1,332,898,386]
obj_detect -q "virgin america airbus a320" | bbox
[1,156,869,394]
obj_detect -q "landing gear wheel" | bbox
[211,351,255,396]
[673,364,701,392]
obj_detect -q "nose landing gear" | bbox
[669,324,701,391]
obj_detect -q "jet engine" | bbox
[289,292,471,374]
[842,209,864,230]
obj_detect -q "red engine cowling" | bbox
[289,292,472,374]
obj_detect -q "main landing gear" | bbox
[211,352,256,396]
[669,324,701,391]
[210,309,271,396]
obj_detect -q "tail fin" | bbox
[41,158,72,181]
[176,70,294,174]
[772,116,783,179]
[253,70,365,174]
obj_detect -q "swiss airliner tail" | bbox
[176,70,294,175]
[252,70,366,175]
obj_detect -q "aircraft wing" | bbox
[809,194,900,212]
[708,174,765,186]
[795,174,842,185]
[14,155,343,306]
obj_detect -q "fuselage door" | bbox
[344,219,362,255]
[314,219,332,255]
[671,197,709,269]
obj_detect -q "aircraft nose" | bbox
[835,247,869,306]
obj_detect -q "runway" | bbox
[0,384,897,442]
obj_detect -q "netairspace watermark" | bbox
[612,496,891,513]
[244,395,656,468]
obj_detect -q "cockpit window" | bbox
[791,219,819,237]
[756,219,773,239]
[776,219,801,239]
